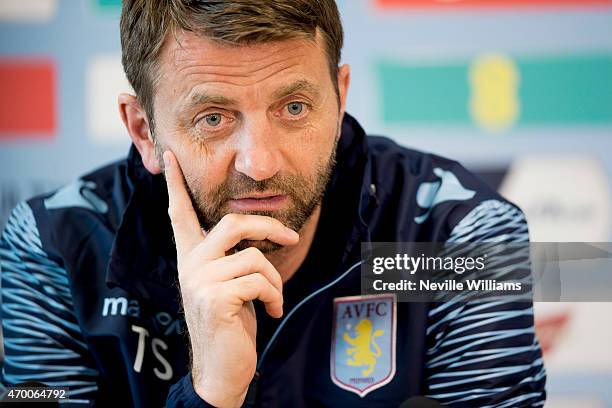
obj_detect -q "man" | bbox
[0,1,546,407]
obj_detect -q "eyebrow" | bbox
[273,79,321,100]
[182,78,321,112]
[183,92,238,111]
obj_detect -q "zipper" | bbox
[244,259,364,405]
[256,259,364,370]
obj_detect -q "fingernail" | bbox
[163,151,170,168]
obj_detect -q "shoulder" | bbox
[367,135,497,200]
[4,157,129,259]
[365,136,526,241]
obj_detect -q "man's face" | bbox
[151,30,348,252]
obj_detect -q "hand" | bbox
[163,151,299,407]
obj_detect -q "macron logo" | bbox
[102,297,128,316]
[102,297,140,317]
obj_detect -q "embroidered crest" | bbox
[330,294,396,397]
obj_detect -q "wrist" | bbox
[192,373,248,408]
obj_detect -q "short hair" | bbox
[120,0,344,128]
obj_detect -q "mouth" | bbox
[227,194,288,212]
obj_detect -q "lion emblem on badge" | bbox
[343,319,385,377]
[332,294,396,397]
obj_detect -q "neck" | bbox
[267,205,321,283]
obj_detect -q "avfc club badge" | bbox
[331,294,397,397]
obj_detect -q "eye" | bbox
[286,102,304,116]
[204,113,222,127]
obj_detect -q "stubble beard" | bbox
[157,136,338,254]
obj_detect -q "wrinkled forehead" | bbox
[156,29,330,92]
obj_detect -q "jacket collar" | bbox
[105,113,376,309]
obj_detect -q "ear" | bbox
[337,64,351,119]
[118,93,162,174]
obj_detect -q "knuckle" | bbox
[168,203,189,220]
[273,270,283,288]
[264,262,282,287]
[244,246,262,258]
[244,248,280,286]
[273,288,283,303]
[222,213,241,225]
[249,272,266,287]
[238,247,261,269]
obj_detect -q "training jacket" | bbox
[0,114,546,407]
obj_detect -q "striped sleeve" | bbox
[425,199,547,407]
[0,202,99,403]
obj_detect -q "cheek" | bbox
[180,143,234,194]
[286,121,337,176]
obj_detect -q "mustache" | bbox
[217,174,295,197]
[189,171,308,210]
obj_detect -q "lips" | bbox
[227,194,288,212]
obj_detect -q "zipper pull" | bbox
[244,371,260,406]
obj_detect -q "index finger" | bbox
[163,150,204,256]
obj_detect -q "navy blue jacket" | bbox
[0,114,546,407]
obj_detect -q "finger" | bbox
[205,247,283,292]
[223,273,283,318]
[163,150,204,256]
[201,213,299,258]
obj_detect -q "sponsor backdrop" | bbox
[1,0,611,405]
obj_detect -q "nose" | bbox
[233,117,281,181]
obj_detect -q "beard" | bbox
[158,135,338,254]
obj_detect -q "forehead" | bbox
[156,29,331,100]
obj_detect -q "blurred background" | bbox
[1,0,611,406]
